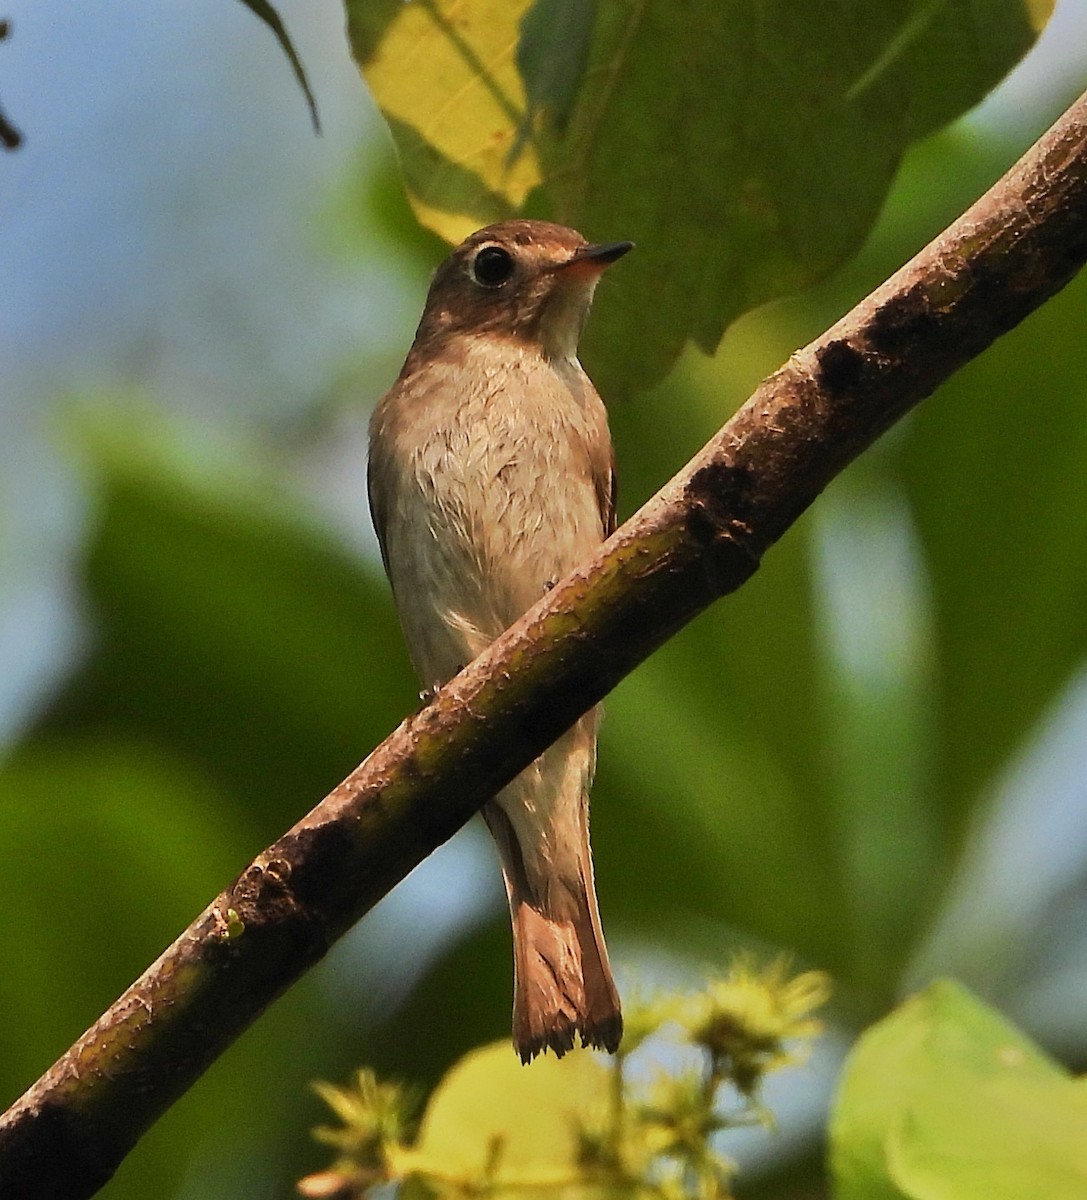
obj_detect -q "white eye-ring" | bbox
[471,245,515,287]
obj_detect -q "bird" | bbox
[367,219,631,1062]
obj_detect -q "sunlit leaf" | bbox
[347,0,540,234]
[402,1041,610,1194]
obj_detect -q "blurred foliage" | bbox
[346,0,1050,394]
[299,961,829,1199]
[831,980,1087,1198]
[3,3,1087,1199]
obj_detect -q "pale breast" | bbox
[369,336,612,684]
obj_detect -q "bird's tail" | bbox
[483,715,622,1063]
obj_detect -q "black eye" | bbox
[472,245,514,287]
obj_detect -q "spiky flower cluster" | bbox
[298,958,829,1199]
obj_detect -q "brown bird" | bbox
[368,219,631,1062]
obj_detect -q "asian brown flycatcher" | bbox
[368,219,631,1062]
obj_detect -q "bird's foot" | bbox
[418,670,463,708]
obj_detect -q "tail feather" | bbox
[483,723,621,1063]
[509,894,622,1063]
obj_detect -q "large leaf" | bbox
[830,980,1087,1199]
[0,741,335,1200]
[900,265,1087,843]
[44,409,417,833]
[346,0,1050,393]
[595,375,846,975]
[403,1040,610,1194]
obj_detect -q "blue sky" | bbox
[0,1,420,741]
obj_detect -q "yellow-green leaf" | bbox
[398,1041,611,1194]
[830,980,1087,1200]
[348,0,539,241]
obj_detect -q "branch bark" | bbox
[3,88,1087,1200]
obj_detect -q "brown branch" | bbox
[3,87,1087,1200]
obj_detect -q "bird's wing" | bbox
[366,397,397,578]
[596,441,618,538]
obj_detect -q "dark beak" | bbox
[571,240,634,267]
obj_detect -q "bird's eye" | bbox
[472,245,515,288]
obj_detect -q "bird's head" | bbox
[410,220,633,363]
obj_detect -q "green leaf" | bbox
[46,405,417,834]
[516,0,596,133]
[345,0,1050,394]
[830,980,1087,1200]
[595,527,848,972]
[0,740,333,1200]
[403,1041,610,1192]
[237,0,320,131]
[899,264,1087,847]
[0,742,246,1088]
[590,363,851,979]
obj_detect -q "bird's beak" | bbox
[559,240,635,275]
